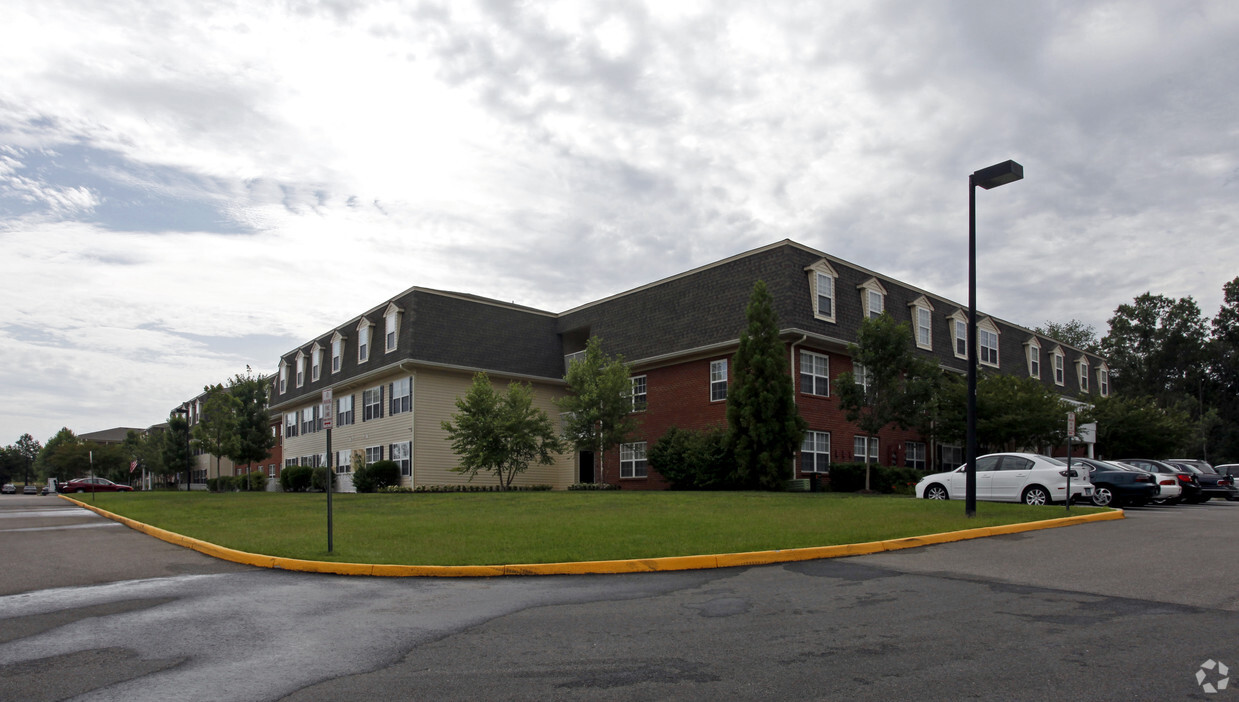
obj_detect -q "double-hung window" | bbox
[311,344,322,382]
[710,360,728,402]
[620,442,647,479]
[357,321,371,363]
[854,436,879,463]
[391,442,411,476]
[854,363,872,394]
[295,354,305,387]
[1078,358,1090,391]
[1099,365,1110,397]
[815,272,835,320]
[954,319,968,358]
[800,351,829,396]
[630,376,647,412]
[390,377,411,415]
[905,442,926,470]
[331,334,343,373]
[279,363,288,394]
[1027,340,1041,378]
[364,446,383,465]
[384,303,402,353]
[301,406,317,435]
[362,386,384,421]
[979,328,999,366]
[285,412,298,438]
[1053,349,1065,386]
[801,431,830,474]
[336,450,352,474]
[916,307,932,349]
[337,394,354,426]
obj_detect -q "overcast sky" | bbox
[2,0,1237,445]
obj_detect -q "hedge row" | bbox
[412,484,553,493]
[206,470,268,492]
[825,462,927,495]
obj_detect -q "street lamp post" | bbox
[967,160,1024,517]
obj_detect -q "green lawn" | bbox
[79,491,1104,566]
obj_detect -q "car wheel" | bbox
[1091,486,1115,507]
[924,484,949,500]
[1022,486,1050,506]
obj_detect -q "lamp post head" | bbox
[972,160,1024,190]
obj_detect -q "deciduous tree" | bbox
[555,336,636,483]
[191,384,240,487]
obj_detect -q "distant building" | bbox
[269,240,1108,491]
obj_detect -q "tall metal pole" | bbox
[966,175,978,518]
[326,425,333,553]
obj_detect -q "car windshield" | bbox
[1176,464,1203,474]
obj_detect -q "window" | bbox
[630,375,647,411]
[301,406,317,435]
[336,450,352,474]
[390,377,411,415]
[311,344,322,382]
[364,446,383,465]
[295,353,305,387]
[1052,348,1065,386]
[331,334,343,373]
[1099,365,1110,397]
[915,306,932,349]
[337,394,354,426]
[801,431,830,474]
[1027,340,1041,378]
[1078,357,1090,391]
[905,442,926,470]
[854,436,879,463]
[391,441,411,476]
[362,386,384,421]
[807,260,839,322]
[384,303,402,353]
[853,363,872,394]
[285,458,297,469]
[284,412,298,438]
[800,351,829,396]
[279,363,288,394]
[940,443,963,470]
[979,328,999,366]
[867,289,884,318]
[953,316,968,359]
[710,360,728,402]
[620,442,647,478]
[564,350,586,373]
[857,278,887,319]
[357,320,371,363]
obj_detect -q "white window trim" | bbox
[630,375,647,412]
[948,310,969,360]
[1025,337,1041,379]
[1052,346,1066,386]
[799,350,830,397]
[801,430,830,474]
[806,260,839,323]
[858,277,888,319]
[908,296,935,351]
[330,332,345,374]
[977,317,1000,369]
[357,319,372,363]
[311,343,322,382]
[620,441,648,479]
[295,352,306,388]
[384,302,403,354]
[905,441,926,470]
[1098,363,1110,397]
[279,362,288,394]
[1077,356,1090,392]
[853,436,879,463]
[710,359,728,402]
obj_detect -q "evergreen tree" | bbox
[726,280,807,490]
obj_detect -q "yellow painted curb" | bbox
[60,495,1123,578]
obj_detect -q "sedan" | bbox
[59,477,134,493]
[1120,459,1203,504]
[916,453,1092,505]
[1,483,15,495]
[22,485,38,495]
[1169,462,1238,502]
[1071,457,1159,508]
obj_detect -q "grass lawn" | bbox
[78,491,1105,566]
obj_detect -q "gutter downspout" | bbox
[789,334,808,481]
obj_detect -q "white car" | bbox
[916,453,1093,505]
[1112,461,1182,504]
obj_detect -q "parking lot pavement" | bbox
[0,495,251,597]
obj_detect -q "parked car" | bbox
[916,453,1092,505]
[58,477,134,493]
[1120,459,1204,504]
[22,485,38,495]
[1109,460,1183,505]
[1,483,15,495]
[1071,457,1159,508]
[1168,462,1238,502]
[1216,464,1239,484]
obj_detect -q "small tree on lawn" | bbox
[726,279,807,490]
[443,373,565,490]
[555,336,636,483]
[191,384,240,489]
[836,314,938,491]
[226,371,277,487]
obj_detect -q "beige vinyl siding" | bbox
[414,369,576,489]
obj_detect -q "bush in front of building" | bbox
[207,476,239,492]
[648,425,738,490]
[280,465,314,492]
[242,470,267,491]
[351,460,402,493]
[311,466,336,492]
[826,462,925,495]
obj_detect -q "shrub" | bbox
[353,460,401,493]
[280,465,313,492]
[311,466,337,492]
[568,482,620,490]
[243,470,267,491]
[207,476,239,492]
[647,425,736,490]
[826,463,926,494]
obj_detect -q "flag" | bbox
[130,460,138,474]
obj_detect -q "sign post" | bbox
[323,389,334,553]
[1066,412,1076,512]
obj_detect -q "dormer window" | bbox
[1025,337,1041,379]
[1077,356,1090,392]
[948,309,969,360]
[311,343,322,382]
[858,278,887,319]
[806,259,839,323]
[295,352,305,388]
[1052,346,1066,386]
[1098,363,1110,397]
[357,319,372,363]
[978,318,1000,368]
[384,303,403,353]
[331,332,344,373]
[908,296,934,350]
[279,362,288,394]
